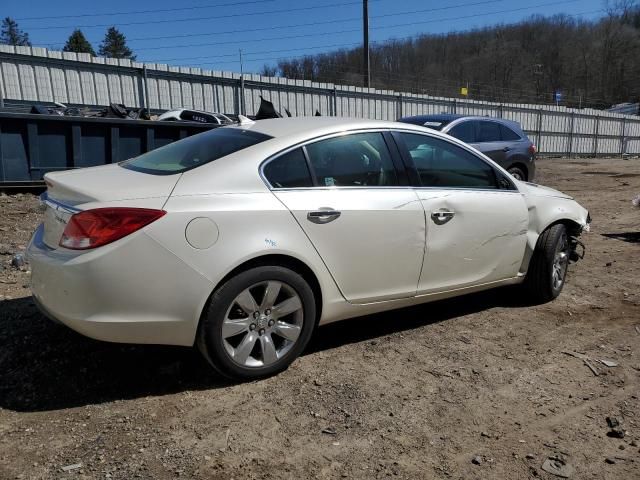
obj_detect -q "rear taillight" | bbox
[528,144,537,155]
[59,208,166,250]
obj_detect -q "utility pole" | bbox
[239,49,244,77]
[363,0,370,88]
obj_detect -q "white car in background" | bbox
[27,117,590,380]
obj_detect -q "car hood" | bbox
[519,181,573,200]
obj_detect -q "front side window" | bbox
[476,121,501,143]
[263,148,313,188]
[398,132,498,189]
[122,128,271,175]
[305,132,398,187]
[448,121,475,143]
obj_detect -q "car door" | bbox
[393,131,529,294]
[466,120,508,165]
[263,131,426,304]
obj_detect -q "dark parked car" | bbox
[398,114,536,181]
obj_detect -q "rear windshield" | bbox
[121,127,271,175]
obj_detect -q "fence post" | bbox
[620,117,627,156]
[498,104,503,118]
[593,116,600,157]
[142,66,150,110]
[537,109,543,151]
[568,112,575,157]
[452,98,457,114]
[333,87,338,117]
[397,94,403,119]
[239,76,246,116]
[0,61,6,108]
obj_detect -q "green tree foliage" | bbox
[270,5,640,108]
[63,29,95,56]
[98,27,136,60]
[0,17,31,46]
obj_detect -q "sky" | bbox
[3,0,606,74]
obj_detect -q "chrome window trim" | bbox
[269,185,524,194]
[259,127,521,193]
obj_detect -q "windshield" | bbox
[121,127,271,175]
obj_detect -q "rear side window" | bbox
[476,121,501,142]
[500,124,521,140]
[448,121,475,143]
[264,148,313,188]
[398,132,497,189]
[122,128,271,175]
[305,132,398,187]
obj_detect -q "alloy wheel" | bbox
[551,233,569,290]
[221,281,304,368]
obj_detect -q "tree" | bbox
[271,5,640,107]
[63,29,95,55]
[0,17,31,46]
[98,27,135,60]
[260,64,277,77]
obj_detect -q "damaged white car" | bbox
[27,117,590,380]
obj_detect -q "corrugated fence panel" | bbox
[1,47,640,155]
[17,64,37,100]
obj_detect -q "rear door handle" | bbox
[502,146,512,152]
[307,209,341,224]
[431,210,455,225]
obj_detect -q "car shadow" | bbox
[0,287,531,412]
[601,232,640,243]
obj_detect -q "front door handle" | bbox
[431,210,455,225]
[307,209,341,224]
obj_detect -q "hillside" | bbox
[265,5,640,109]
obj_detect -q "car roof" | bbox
[400,114,464,123]
[401,114,523,130]
[227,116,444,140]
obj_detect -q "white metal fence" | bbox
[1,45,639,156]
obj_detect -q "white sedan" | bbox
[27,117,590,379]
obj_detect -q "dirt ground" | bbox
[0,157,639,480]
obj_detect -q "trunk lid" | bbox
[41,164,180,249]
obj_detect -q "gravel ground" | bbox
[0,157,639,480]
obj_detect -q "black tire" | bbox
[524,224,570,303]
[507,166,526,181]
[197,266,316,380]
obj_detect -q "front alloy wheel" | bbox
[524,223,571,303]
[198,266,316,380]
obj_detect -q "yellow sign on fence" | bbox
[460,87,468,96]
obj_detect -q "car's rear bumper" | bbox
[27,224,213,346]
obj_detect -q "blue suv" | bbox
[399,114,537,181]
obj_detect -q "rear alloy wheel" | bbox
[524,224,570,303]
[508,166,526,181]
[197,266,316,380]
